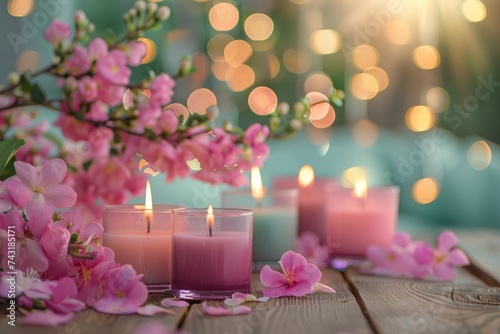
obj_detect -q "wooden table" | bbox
[2,229,500,334]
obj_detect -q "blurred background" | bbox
[1,0,499,229]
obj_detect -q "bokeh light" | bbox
[306,92,330,120]
[248,86,278,115]
[310,105,336,128]
[283,48,311,74]
[207,34,234,61]
[412,177,440,204]
[364,67,389,92]
[192,53,209,83]
[350,73,379,100]
[226,65,255,92]
[309,29,342,55]
[467,141,492,170]
[224,40,252,66]
[412,45,440,70]
[186,158,202,171]
[16,50,39,74]
[462,0,487,22]
[341,166,367,188]
[8,0,34,17]
[352,45,379,70]
[244,13,274,41]
[267,54,280,79]
[384,20,412,45]
[137,38,157,64]
[212,61,231,81]
[352,119,379,147]
[187,89,217,115]
[426,87,451,113]
[405,105,435,132]
[164,103,189,124]
[304,72,333,96]
[209,3,239,31]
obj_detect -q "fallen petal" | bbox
[137,304,176,316]
[313,283,336,293]
[160,298,189,308]
[224,298,245,306]
[232,292,249,300]
[201,301,231,316]
[257,297,270,302]
[21,310,74,326]
[231,305,252,315]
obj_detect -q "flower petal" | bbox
[21,238,49,273]
[21,310,74,326]
[160,298,189,308]
[231,305,252,315]
[259,265,286,288]
[137,304,176,316]
[447,249,470,266]
[224,298,245,306]
[257,297,270,302]
[433,263,455,281]
[438,230,458,253]
[413,242,435,265]
[39,158,67,188]
[296,263,321,286]
[286,280,313,297]
[233,292,249,300]
[263,286,289,298]
[201,301,231,316]
[43,185,77,208]
[280,250,307,272]
[313,282,336,294]
[14,161,38,190]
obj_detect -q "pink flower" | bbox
[96,50,131,85]
[87,100,109,121]
[40,223,70,262]
[0,269,50,299]
[14,158,77,212]
[43,19,71,46]
[121,41,147,66]
[64,45,91,76]
[243,123,270,164]
[44,277,86,314]
[88,37,108,60]
[77,77,98,102]
[0,177,32,210]
[95,75,125,107]
[259,250,323,298]
[155,109,179,134]
[295,231,329,268]
[149,74,175,106]
[94,264,148,314]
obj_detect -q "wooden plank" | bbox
[456,229,500,285]
[184,270,372,334]
[346,270,500,333]
[0,292,186,333]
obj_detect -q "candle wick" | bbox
[209,225,212,237]
[147,216,151,234]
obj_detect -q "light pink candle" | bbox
[326,185,399,257]
[273,167,338,242]
[172,208,253,300]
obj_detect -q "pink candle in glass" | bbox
[172,207,253,300]
[273,165,338,242]
[326,179,400,257]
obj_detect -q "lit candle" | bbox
[103,181,181,291]
[221,167,298,265]
[325,177,400,257]
[172,207,253,300]
[273,165,339,242]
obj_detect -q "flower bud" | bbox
[65,77,78,91]
[147,2,158,12]
[135,0,146,11]
[74,10,87,25]
[129,8,137,17]
[242,147,253,162]
[7,72,19,86]
[276,102,289,116]
[179,55,193,76]
[290,119,302,131]
[270,116,280,132]
[206,105,219,120]
[156,6,171,21]
[88,23,95,33]
[223,121,233,132]
[293,101,306,115]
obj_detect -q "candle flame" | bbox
[298,165,314,188]
[207,205,214,236]
[145,180,153,233]
[251,166,265,198]
[353,177,367,199]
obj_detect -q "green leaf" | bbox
[30,84,46,104]
[19,71,32,92]
[0,138,25,180]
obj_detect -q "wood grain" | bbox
[183,271,372,334]
[347,271,500,334]
[0,292,186,334]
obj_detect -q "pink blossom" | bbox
[0,176,32,210]
[14,158,77,211]
[77,76,98,102]
[59,210,82,234]
[43,19,71,47]
[121,41,147,66]
[138,103,162,126]
[87,100,109,121]
[0,269,49,299]
[64,45,91,76]
[243,123,270,164]
[94,264,148,314]
[95,75,125,107]
[154,109,179,134]
[21,310,74,326]
[149,74,175,106]
[40,223,70,262]
[260,250,323,298]
[160,298,189,308]
[295,231,329,268]
[96,50,131,85]
[44,277,86,314]
[88,37,108,59]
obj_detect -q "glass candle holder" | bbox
[221,189,298,265]
[102,204,182,292]
[273,176,339,243]
[171,208,253,300]
[325,186,400,257]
